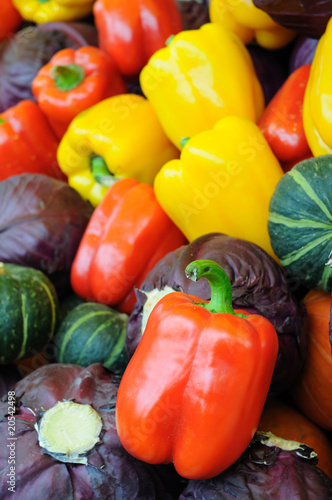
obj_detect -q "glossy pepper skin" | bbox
[259,64,313,172]
[93,0,182,77]
[116,259,279,480]
[70,178,186,314]
[57,94,180,207]
[32,46,126,140]
[12,0,93,24]
[303,17,332,156]
[140,22,265,150]
[154,115,284,259]
[0,0,22,42]
[0,100,65,181]
[209,0,295,49]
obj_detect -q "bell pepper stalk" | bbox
[0,99,66,182]
[209,0,295,50]
[258,64,313,171]
[32,46,127,140]
[70,177,186,314]
[140,22,265,150]
[303,16,332,156]
[57,93,180,207]
[93,0,183,77]
[12,0,94,24]
[0,0,22,41]
[115,259,279,480]
[153,115,284,260]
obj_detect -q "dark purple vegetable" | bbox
[179,433,332,499]
[0,365,21,398]
[247,44,288,104]
[0,174,92,297]
[253,0,332,39]
[0,363,170,499]
[175,1,210,30]
[126,233,307,399]
[0,21,98,112]
[289,36,319,73]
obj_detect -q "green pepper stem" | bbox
[185,259,236,315]
[180,137,190,149]
[165,35,175,46]
[51,64,85,92]
[90,155,119,187]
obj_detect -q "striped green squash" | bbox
[0,263,58,364]
[268,155,332,292]
[54,302,129,374]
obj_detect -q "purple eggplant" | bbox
[253,0,332,39]
[179,433,332,499]
[0,363,171,499]
[0,174,92,297]
[289,36,319,73]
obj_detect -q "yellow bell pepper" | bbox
[154,115,284,259]
[57,94,180,207]
[12,0,93,24]
[209,0,295,49]
[303,17,332,156]
[140,22,265,151]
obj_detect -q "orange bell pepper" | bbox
[116,259,278,479]
[258,64,313,171]
[32,46,126,139]
[70,178,186,314]
[0,0,22,41]
[0,100,65,181]
[93,0,183,76]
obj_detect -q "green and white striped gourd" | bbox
[0,263,58,364]
[54,302,128,374]
[268,155,332,292]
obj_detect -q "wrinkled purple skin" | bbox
[0,365,21,399]
[289,36,319,73]
[0,174,92,297]
[252,0,332,39]
[0,364,171,500]
[126,233,308,399]
[0,21,98,112]
[179,437,332,499]
[175,1,210,30]
[247,44,288,105]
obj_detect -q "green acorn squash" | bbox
[53,302,129,373]
[268,155,332,292]
[0,263,58,364]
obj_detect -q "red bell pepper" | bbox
[0,1,22,42]
[0,100,65,181]
[32,46,127,140]
[258,64,313,171]
[93,0,183,76]
[116,259,279,480]
[70,177,186,314]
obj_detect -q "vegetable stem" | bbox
[185,259,237,315]
[51,64,85,92]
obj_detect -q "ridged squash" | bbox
[0,263,58,364]
[54,302,128,374]
[268,155,332,292]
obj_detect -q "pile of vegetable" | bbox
[1,0,332,498]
